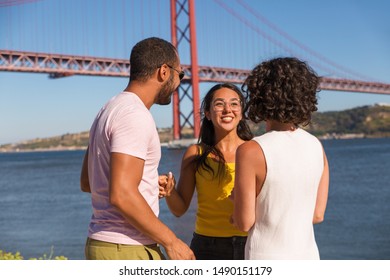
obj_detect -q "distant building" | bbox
[375,103,390,107]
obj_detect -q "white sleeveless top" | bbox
[246,128,324,259]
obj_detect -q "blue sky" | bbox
[0,0,389,145]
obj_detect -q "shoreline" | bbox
[1,135,389,153]
[0,146,88,153]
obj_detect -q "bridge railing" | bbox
[1,50,390,95]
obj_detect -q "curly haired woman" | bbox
[233,57,329,260]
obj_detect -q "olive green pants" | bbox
[85,237,166,260]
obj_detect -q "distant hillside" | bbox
[1,104,389,152]
[0,131,90,152]
[248,104,390,139]
[308,104,390,138]
[0,127,194,152]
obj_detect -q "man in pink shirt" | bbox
[80,37,194,260]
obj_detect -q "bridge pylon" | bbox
[170,0,200,140]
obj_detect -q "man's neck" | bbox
[124,81,156,109]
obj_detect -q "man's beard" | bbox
[156,76,176,105]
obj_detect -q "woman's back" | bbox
[246,128,323,260]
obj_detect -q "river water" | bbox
[0,138,389,259]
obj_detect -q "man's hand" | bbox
[164,237,196,260]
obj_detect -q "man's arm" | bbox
[80,147,91,193]
[109,152,195,260]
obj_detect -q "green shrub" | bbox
[0,246,67,260]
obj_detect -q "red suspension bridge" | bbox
[1,0,390,140]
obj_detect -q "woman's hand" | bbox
[158,172,176,198]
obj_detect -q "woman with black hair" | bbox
[161,83,253,260]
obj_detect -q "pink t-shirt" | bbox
[87,91,161,245]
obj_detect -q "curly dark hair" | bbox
[195,83,253,178]
[242,57,320,126]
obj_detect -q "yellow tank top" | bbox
[195,155,247,237]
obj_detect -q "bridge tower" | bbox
[170,0,200,140]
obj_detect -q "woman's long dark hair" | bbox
[194,83,253,178]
